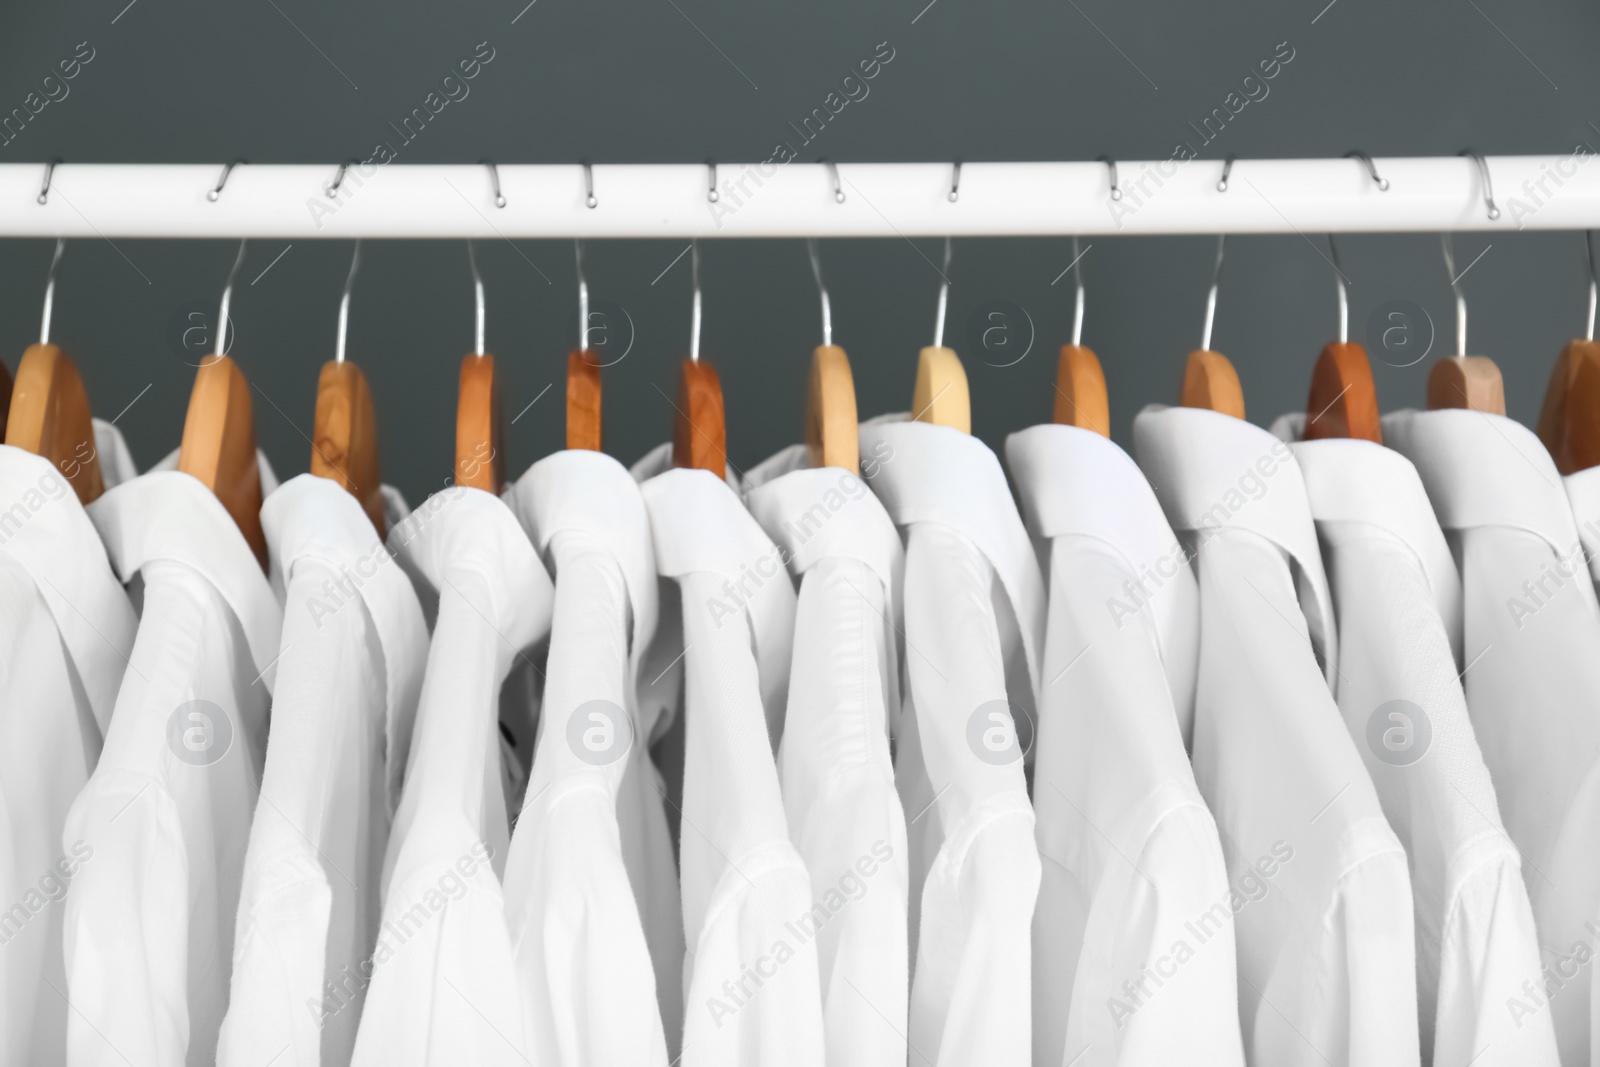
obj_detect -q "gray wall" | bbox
[2,0,1598,503]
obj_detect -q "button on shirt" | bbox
[1006,424,1244,1067]
[502,450,670,1067]
[216,475,429,1067]
[350,487,553,1066]
[743,444,911,1067]
[1272,414,1559,1067]
[64,459,284,1067]
[1135,406,1420,1067]
[1387,408,1600,1065]
[640,465,825,1067]
[0,442,137,1067]
[859,419,1043,1067]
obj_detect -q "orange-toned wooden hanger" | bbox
[311,241,385,536]
[1304,235,1382,442]
[178,239,267,567]
[1538,232,1600,473]
[1180,235,1246,419]
[6,239,105,504]
[456,240,504,492]
[912,237,971,432]
[567,240,602,452]
[673,240,728,475]
[805,239,859,469]
[1053,236,1109,435]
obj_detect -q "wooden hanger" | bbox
[1179,236,1247,420]
[6,238,104,503]
[804,241,859,469]
[1304,237,1382,442]
[1428,235,1505,415]
[311,242,385,536]
[1053,237,1110,435]
[566,241,602,452]
[456,241,504,492]
[178,241,265,566]
[1537,233,1600,473]
[912,237,971,433]
[672,241,728,475]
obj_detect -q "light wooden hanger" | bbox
[1304,234,1382,442]
[311,240,385,536]
[1537,231,1600,473]
[456,239,504,492]
[1428,232,1505,414]
[912,235,971,432]
[6,238,105,504]
[566,239,602,452]
[178,238,267,567]
[1053,235,1109,435]
[1180,234,1246,419]
[672,238,728,475]
[805,238,859,469]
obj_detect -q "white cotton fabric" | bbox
[1271,413,1560,1067]
[1135,405,1420,1067]
[215,476,428,1067]
[0,441,137,1067]
[743,443,912,1067]
[1006,424,1244,1067]
[503,450,670,1067]
[859,418,1043,1067]
[1387,408,1600,1066]
[640,463,825,1067]
[349,486,553,1066]
[63,456,284,1067]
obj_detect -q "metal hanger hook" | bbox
[216,239,248,358]
[1070,236,1086,348]
[575,239,590,352]
[39,238,66,346]
[1201,235,1225,351]
[948,159,962,203]
[1458,149,1500,221]
[689,239,703,363]
[807,239,833,348]
[1098,156,1122,201]
[932,237,953,348]
[706,161,718,203]
[37,158,60,205]
[207,159,245,202]
[335,240,361,364]
[822,159,845,203]
[1344,150,1390,192]
[1441,234,1468,355]
[1217,154,1235,193]
[1327,235,1349,344]
[1584,230,1596,343]
[468,240,486,356]
[325,159,356,200]
[483,160,506,208]
[583,162,597,209]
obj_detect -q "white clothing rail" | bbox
[1,156,1596,238]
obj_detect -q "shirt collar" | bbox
[741,443,903,602]
[630,440,741,491]
[91,418,138,489]
[1565,466,1600,586]
[1383,408,1580,558]
[856,419,1045,687]
[89,469,284,693]
[0,445,137,733]
[1273,413,1463,635]
[152,445,281,498]
[509,449,660,680]
[1133,404,1336,680]
[261,473,429,731]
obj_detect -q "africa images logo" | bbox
[166,699,233,766]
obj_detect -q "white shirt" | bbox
[64,457,284,1067]
[1387,408,1600,1065]
[1272,413,1560,1067]
[640,464,825,1067]
[859,418,1043,1067]
[349,486,553,1066]
[502,450,669,1067]
[1134,405,1420,1067]
[0,435,137,1067]
[1006,424,1244,1067]
[742,444,911,1067]
[216,475,429,1067]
